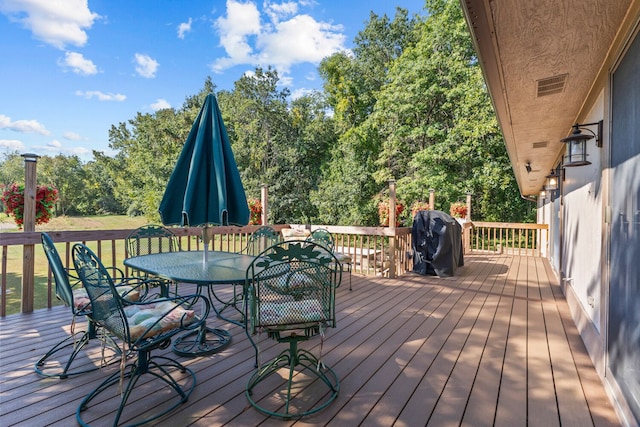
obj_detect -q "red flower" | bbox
[449,202,467,218]
[378,201,404,227]
[1,183,58,228]
[247,198,262,225]
[410,201,431,218]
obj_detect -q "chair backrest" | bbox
[72,243,129,340]
[307,228,334,251]
[246,241,341,334]
[41,232,86,315]
[127,224,180,257]
[240,225,280,256]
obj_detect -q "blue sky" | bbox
[0,0,426,160]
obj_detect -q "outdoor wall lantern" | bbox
[560,120,603,167]
[545,169,560,192]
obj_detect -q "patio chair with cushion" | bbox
[72,243,209,427]
[126,224,181,296]
[210,225,281,326]
[35,232,147,379]
[244,241,342,419]
[240,225,280,256]
[307,228,353,291]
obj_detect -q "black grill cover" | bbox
[412,210,464,277]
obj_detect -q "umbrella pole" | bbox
[203,225,210,264]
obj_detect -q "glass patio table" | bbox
[124,250,256,357]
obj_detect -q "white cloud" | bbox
[150,99,171,111]
[212,0,262,72]
[134,53,159,78]
[63,131,82,141]
[177,18,192,39]
[34,140,91,156]
[211,0,345,77]
[0,139,25,151]
[58,51,97,75]
[0,114,50,135]
[264,1,298,24]
[258,15,345,72]
[290,87,314,100]
[0,0,100,49]
[75,90,126,101]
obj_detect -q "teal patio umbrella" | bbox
[159,93,250,262]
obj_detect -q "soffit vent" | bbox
[532,141,549,149]
[536,74,568,97]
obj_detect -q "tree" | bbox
[38,154,87,216]
[374,0,533,222]
[315,0,533,225]
[83,152,125,214]
[0,151,24,188]
[106,82,212,219]
[319,8,419,131]
[314,8,422,224]
[218,67,291,198]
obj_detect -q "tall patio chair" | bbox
[306,228,334,250]
[72,243,209,427]
[35,232,145,379]
[307,228,353,291]
[244,241,342,419]
[211,225,281,326]
[240,225,280,256]
[126,224,181,296]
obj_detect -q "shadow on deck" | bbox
[0,254,620,426]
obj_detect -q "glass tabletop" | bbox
[124,251,256,285]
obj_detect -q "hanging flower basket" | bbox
[378,201,404,227]
[1,183,58,228]
[247,198,262,225]
[410,201,431,218]
[449,201,467,219]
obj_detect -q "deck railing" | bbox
[0,224,413,316]
[467,221,548,257]
[0,221,544,316]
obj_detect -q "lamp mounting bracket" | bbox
[571,120,603,147]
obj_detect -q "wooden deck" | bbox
[0,254,620,426]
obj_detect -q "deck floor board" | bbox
[0,254,620,426]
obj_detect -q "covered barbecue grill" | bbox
[412,210,464,277]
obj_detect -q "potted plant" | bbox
[410,201,431,219]
[1,183,58,228]
[247,198,262,225]
[449,201,467,219]
[378,201,404,227]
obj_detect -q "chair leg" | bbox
[34,323,120,379]
[76,351,195,427]
[246,340,339,419]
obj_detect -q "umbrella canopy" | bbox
[159,93,250,228]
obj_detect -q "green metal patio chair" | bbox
[244,241,341,419]
[210,225,281,326]
[126,224,181,296]
[240,225,281,256]
[72,243,209,427]
[306,228,334,251]
[35,232,144,379]
[307,228,353,291]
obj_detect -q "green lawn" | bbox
[1,214,149,232]
[2,215,149,315]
